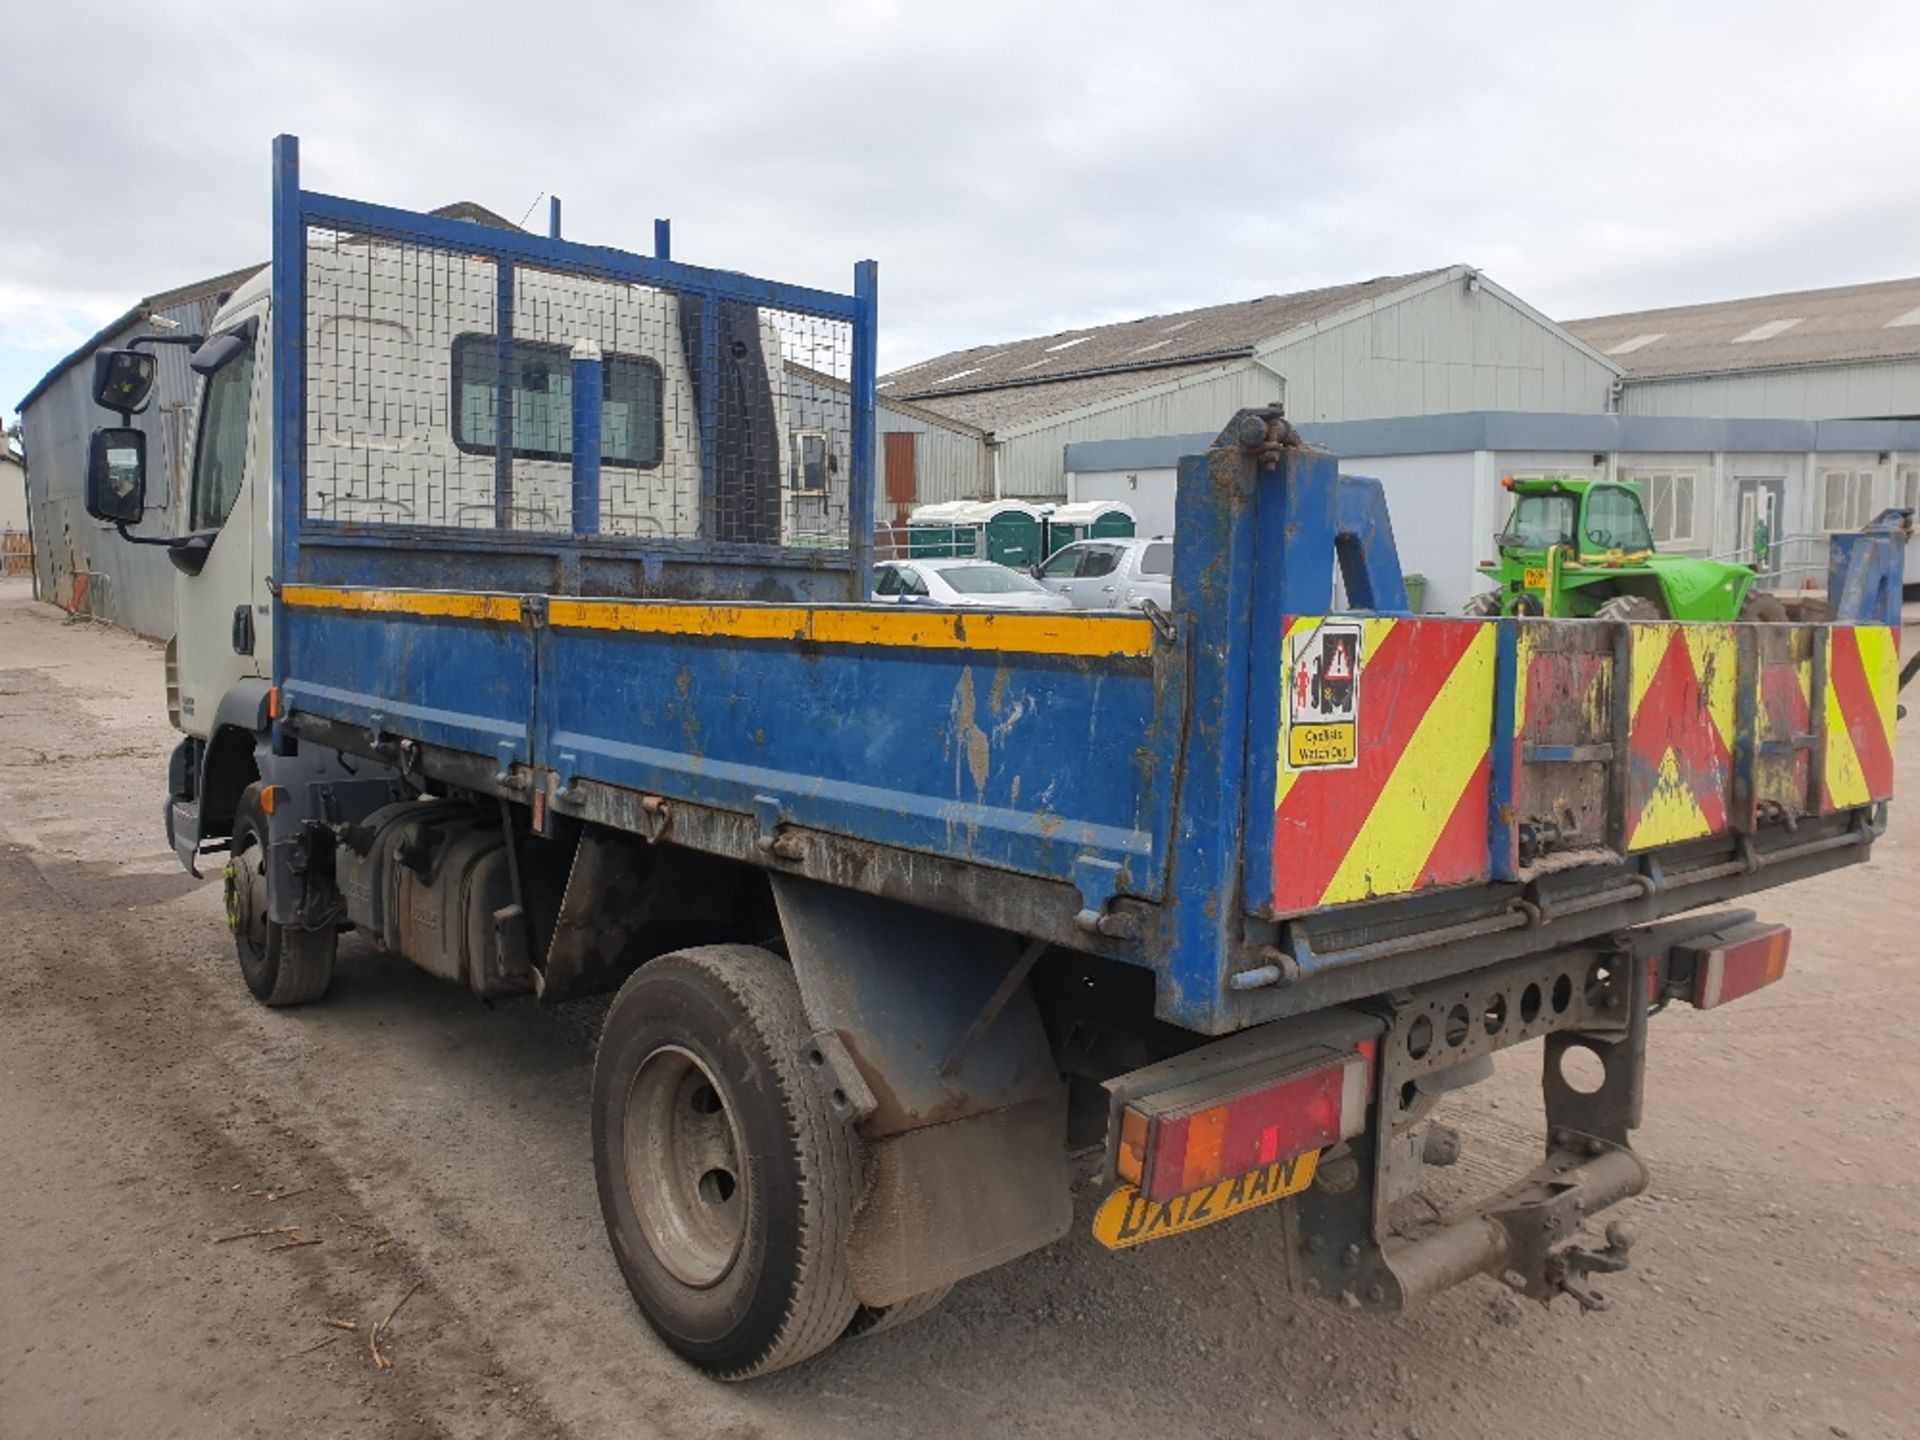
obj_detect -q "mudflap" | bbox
[1295,937,1660,1314]
[770,875,1071,1308]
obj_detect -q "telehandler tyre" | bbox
[1593,594,1665,622]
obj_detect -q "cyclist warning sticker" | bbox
[1285,620,1362,770]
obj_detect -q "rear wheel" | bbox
[1593,594,1665,622]
[843,1284,953,1340]
[592,945,862,1379]
[226,783,335,1006]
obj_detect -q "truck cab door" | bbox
[174,308,269,740]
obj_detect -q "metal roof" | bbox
[1565,275,1920,381]
[883,269,1449,432]
[15,264,264,414]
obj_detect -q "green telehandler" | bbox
[1463,476,1787,622]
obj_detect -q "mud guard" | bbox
[770,875,1071,1306]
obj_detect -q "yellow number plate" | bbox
[1522,566,1550,590]
[1091,1151,1318,1251]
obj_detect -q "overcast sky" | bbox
[5,0,1919,430]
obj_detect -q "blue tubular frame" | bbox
[269,135,304,755]
[267,132,876,609]
[570,346,603,535]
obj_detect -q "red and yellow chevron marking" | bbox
[1272,617,1495,912]
[1624,623,1738,850]
[1823,626,1899,809]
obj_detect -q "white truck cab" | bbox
[80,248,818,875]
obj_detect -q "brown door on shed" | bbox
[883,431,918,521]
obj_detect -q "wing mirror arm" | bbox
[128,333,206,353]
[114,523,174,549]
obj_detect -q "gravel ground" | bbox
[2,577,1915,1440]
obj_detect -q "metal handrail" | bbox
[1698,531,1831,592]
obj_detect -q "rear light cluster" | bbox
[1116,1043,1374,1203]
[1680,922,1791,1010]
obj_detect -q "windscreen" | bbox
[941,565,1047,595]
[1505,493,1577,548]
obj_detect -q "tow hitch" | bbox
[1293,939,1659,1314]
[1282,912,1792,1317]
[1546,1220,1636,1314]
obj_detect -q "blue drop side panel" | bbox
[282,610,537,762]
[537,627,1162,891]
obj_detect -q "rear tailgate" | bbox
[1251,615,1898,918]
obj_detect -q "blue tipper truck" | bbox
[78,137,1907,1377]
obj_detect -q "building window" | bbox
[1899,465,1919,516]
[451,335,663,469]
[792,430,833,494]
[1621,470,1696,546]
[1821,470,1878,531]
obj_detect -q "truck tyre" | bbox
[843,1283,953,1340]
[1739,591,1789,622]
[1594,594,1665,622]
[592,945,862,1379]
[1460,590,1501,617]
[225,783,335,1007]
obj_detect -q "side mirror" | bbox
[190,328,251,375]
[91,350,159,415]
[85,427,147,526]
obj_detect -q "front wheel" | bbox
[1593,594,1665,622]
[592,945,862,1379]
[1739,590,1789,622]
[226,783,335,1006]
[1460,589,1502,617]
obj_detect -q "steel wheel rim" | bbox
[226,833,269,957]
[624,1045,747,1288]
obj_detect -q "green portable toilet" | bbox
[906,501,982,559]
[906,500,1047,567]
[977,500,1046,568]
[1044,500,1136,554]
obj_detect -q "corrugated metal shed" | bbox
[16,202,523,638]
[885,269,1446,431]
[1567,275,1920,421]
[1566,275,1920,379]
[895,266,1621,500]
[18,269,259,635]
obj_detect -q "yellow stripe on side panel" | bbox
[1823,631,1871,811]
[1856,625,1901,755]
[1320,622,1495,905]
[277,586,1153,657]
[547,599,1154,658]
[280,585,523,623]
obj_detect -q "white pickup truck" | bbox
[1032,535,1172,610]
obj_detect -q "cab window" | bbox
[1037,546,1083,579]
[1584,486,1654,552]
[1076,545,1121,578]
[1505,493,1576,549]
[190,340,257,531]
